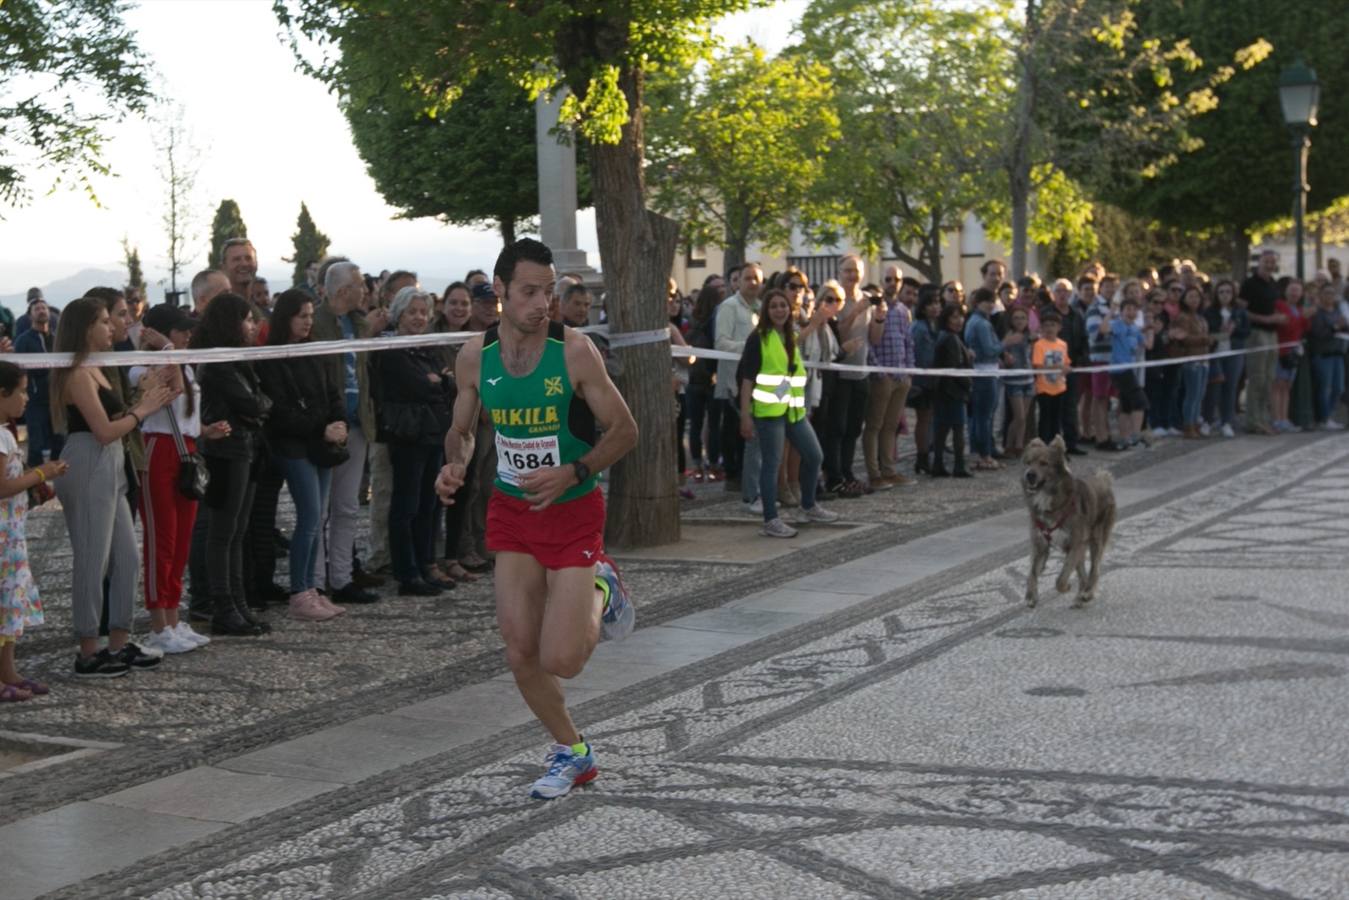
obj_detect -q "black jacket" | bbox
[933,330,972,403]
[198,361,269,459]
[374,347,455,445]
[256,354,346,459]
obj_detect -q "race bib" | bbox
[496,433,561,487]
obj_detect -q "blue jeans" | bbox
[277,455,331,594]
[388,442,442,584]
[969,376,997,458]
[24,407,64,468]
[1313,355,1346,423]
[755,414,823,522]
[1213,353,1245,427]
[1180,362,1208,427]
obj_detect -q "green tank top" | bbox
[480,322,598,503]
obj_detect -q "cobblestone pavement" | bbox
[1,432,1191,824]
[17,431,1349,899]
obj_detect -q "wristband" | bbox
[34,468,45,484]
[129,411,142,427]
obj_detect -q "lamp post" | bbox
[1279,59,1320,281]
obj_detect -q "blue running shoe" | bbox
[530,742,598,800]
[595,553,635,641]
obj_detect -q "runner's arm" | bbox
[436,337,482,504]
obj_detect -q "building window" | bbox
[686,242,707,268]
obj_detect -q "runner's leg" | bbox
[495,551,593,745]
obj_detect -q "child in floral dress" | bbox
[0,361,67,701]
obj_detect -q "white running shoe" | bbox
[745,498,763,515]
[1151,427,1168,438]
[174,621,210,647]
[1220,424,1235,438]
[803,503,840,523]
[136,631,180,656]
[1166,427,1183,437]
[1198,422,1211,436]
[761,517,798,538]
[1324,420,1345,431]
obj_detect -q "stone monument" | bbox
[535,91,603,289]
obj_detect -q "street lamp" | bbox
[1279,58,1320,281]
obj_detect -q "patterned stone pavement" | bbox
[28,434,1347,900]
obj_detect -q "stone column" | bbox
[535,91,601,283]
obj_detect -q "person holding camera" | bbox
[257,289,350,622]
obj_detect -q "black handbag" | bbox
[167,404,208,501]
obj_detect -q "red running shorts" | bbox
[486,488,606,570]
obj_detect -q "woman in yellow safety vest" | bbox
[738,288,840,538]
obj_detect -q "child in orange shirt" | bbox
[1033,311,1072,443]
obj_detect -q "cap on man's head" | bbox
[470,282,497,303]
[26,287,43,305]
[142,303,198,336]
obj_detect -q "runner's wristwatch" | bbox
[571,461,591,485]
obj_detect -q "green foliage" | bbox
[1002,0,1269,273]
[0,0,154,209]
[1107,0,1349,244]
[207,199,249,269]
[645,42,839,269]
[341,58,551,243]
[284,202,330,288]
[794,0,1014,283]
[121,236,146,295]
[274,0,763,146]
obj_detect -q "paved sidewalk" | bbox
[6,433,1348,898]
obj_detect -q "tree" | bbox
[122,236,147,296]
[645,42,839,274]
[277,0,768,547]
[0,0,154,209]
[340,65,575,246]
[154,105,201,295]
[284,202,331,287]
[794,0,1012,284]
[1106,0,1349,277]
[207,199,249,269]
[1002,0,1270,276]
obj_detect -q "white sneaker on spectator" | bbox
[1166,427,1183,437]
[1198,422,1211,437]
[803,503,840,523]
[174,621,210,647]
[761,517,798,538]
[142,629,193,655]
[744,498,763,516]
[1324,420,1344,431]
[1220,424,1236,438]
[1151,427,1168,438]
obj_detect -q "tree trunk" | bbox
[926,210,944,286]
[499,215,517,247]
[1230,227,1251,280]
[723,228,747,277]
[587,64,682,548]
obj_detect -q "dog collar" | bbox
[1034,487,1076,541]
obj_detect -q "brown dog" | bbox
[1021,436,1116,608]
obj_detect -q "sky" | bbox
[0,0,807,299]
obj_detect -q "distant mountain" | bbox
[0,267,128,318]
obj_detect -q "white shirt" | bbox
[130,365,201,437]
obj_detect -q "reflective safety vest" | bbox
[751,330,808,422]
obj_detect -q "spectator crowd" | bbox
[0,240,1346,697]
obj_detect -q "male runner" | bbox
[435,238,638,800]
